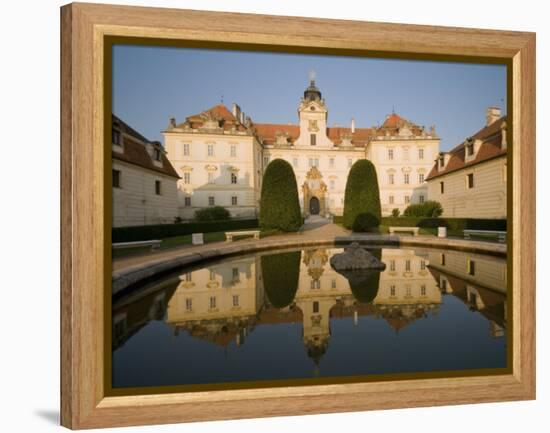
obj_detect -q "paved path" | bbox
[112,219,349,273]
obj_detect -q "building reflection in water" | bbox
[113,247,508,363]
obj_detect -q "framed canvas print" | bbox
[60,2,536,429]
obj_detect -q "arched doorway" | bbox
[309,197,320,215]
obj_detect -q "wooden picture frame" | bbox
[61,2,536,429]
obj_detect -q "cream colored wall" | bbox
[426,156,507,218]
[427,250,507,294]
[369,138,440,215]
[164,132,260,220]
[264,147,364,216]
[112,160,178,227]
[165,256,263,324]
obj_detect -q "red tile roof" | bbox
[178,104,248,132]
[252,123,300,145]
[426,116,507,181]
[112,114,180,179]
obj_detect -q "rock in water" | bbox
[330,242,386,271]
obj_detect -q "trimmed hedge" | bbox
[194,206,231,221]
[112,219,258,243]
[343,160,382,231]
[261,250,301,308]
[381,217,506,231]
[259,159,302,232]
[403,200,443,217]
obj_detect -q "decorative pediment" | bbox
[305,166,323,180]
[401,166,412,173]
[398,125,413,137]
[340,132,353,147]
[180,165,193,172]
[204,164,218,172]
[227,166,240,172]
[275,131,290,146]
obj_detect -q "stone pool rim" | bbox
[112,235,507,296]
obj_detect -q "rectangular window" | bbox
[313,301,319,313]
[331,279,337,289]
[388,173,394,185]
[183,172,191,184]
[418,148,424,159]
[405,260,411,272]
[207,144,214,156]
[390,260,396,271]
[468,260,476,276]
[390,285,396,296]
[232,295,239,307]
[405,195,410,204]
[404,173,410,184]
[421,285,426,296]
[185,298,192,311]
[389,195,394,205]
[418,173,425,183]
[467,173,474,188]
[208,172,215,184]
[112,129,121,145]
[420,260,426,270]
[310,134,316,146]
[419,195,425,204]
[406,286,412,296]
[293,157,298,167]
[441,253,446,266]
[231,196,238,206]
[209,297,216,309]
[263,156,270,167]
[403,147,409,160]
[231,173,237,184]
[388,149,394,160]
[230,145,237,157]
[185,272,192,282]
[232,267,239,279]
[209,270,215,281]
[208,196,215,206]
[155,180,162,195]
[440,181,444,194]
[467,143,474,156]
[153,148,161,161]
[329,157,335,167]
[112,169,121,188]
[183,143,190,156]
[184,197,191,207]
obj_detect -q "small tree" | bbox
[403,200,443,217]
[194,206,231,221]
[343,160,382,231]
[261,251,301,308]
[259,159,302,232]
[391,208,400,218]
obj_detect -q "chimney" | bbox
[501,121,507,149]
[168,116,176,129]
[239,111,245,124]
[232,103,241,121]
[351,117,356,134]
[486,107,501,126]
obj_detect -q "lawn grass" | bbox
[112,228,285,259]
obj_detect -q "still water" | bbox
[112,247,508,388]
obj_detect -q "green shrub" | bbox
[343,160,382,231]
[403,200,443,217]
[112,219,258,243]
[381,217,506,232]
[391,208,400,217]
[259,159,302,232]
[336,249,381,303]
[261,251,301,308]
[194,206,231,222]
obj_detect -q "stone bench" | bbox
[464,229,506,243]
[388,226,419,236]
[225,230,260,242]
[112,240,161,251]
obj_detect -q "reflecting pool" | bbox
[112,247,508,388]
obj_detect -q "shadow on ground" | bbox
[35,409,59,425]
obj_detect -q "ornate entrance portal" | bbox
[302,167,327,217]
[309,197,320,215]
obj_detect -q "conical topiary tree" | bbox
[259,158,302,232]
[343,159,382,232]
[261,250,301,308]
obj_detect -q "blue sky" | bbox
[112,45,506,151]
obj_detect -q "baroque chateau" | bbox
[111,74,507,226]
[163,75,440,221]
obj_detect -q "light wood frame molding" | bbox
[61,2,535,429]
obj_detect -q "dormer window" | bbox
[466,138,474,157]
[438,154,445,169]
[112,129,121,146]
[153,147,161,161]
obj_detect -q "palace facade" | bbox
[163,76,440,220]
[426,107,507,218]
